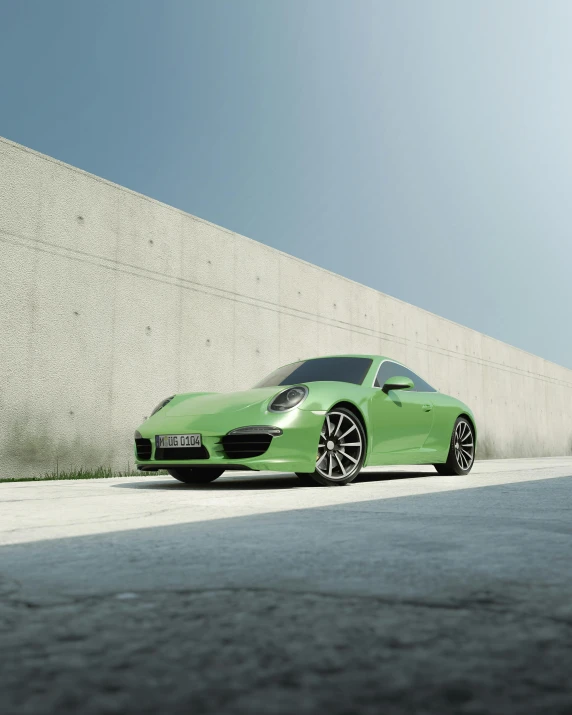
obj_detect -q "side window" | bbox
[397,366,436,392]
[416,375,437,392]
[374,362,436,392]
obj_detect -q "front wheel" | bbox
[296,407,366,486]
[433,417,475,476]
[168,468,224,484]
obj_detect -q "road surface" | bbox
[2,457,572,714]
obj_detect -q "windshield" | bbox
[254,357,373,388]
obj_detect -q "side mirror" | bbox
[382,376,414,393]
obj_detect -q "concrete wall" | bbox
[1,136,572,478]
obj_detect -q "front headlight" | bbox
[268,385,308,413]
[150,395,175,416]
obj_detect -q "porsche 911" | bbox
[134,355,476,486]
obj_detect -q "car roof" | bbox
[277,354,398,369]
[302,354,390,361]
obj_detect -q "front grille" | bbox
[135,438,152,460]
[222,434,273,459]
[154,446,210,461]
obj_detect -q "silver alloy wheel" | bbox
[454,420,474,471]
[316,411,363,481]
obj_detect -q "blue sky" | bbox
[1,0,571,368]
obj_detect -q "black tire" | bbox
[296,407,366,487]
[433,417,475,476]
[168,468,224,484]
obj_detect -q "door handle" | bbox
[422,404,433,412]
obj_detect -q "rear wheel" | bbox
[296,407,366,486]
[168,468,224,484]
[433,417,475,476]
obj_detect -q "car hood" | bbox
[165,387,283,416]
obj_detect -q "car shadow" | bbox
[114,469,437,491]
[356,469,437,483]
[115,475,300,491]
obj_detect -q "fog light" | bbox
[227,426,283,436]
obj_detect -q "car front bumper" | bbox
[134,407,325,474]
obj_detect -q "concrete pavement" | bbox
[2,457,572,714]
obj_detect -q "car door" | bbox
[368,361,435,459]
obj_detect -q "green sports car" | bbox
[134,355,476,487]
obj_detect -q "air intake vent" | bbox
[154,446,210,461]
[222,434,273,459]
[135,438,152,460]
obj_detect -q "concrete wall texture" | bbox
[1,135,572,478]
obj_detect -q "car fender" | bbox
[298,381,375,459]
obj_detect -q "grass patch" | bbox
[0,466,168,483]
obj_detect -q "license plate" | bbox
[155,434,202,449]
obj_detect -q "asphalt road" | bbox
[2,457,572,715]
